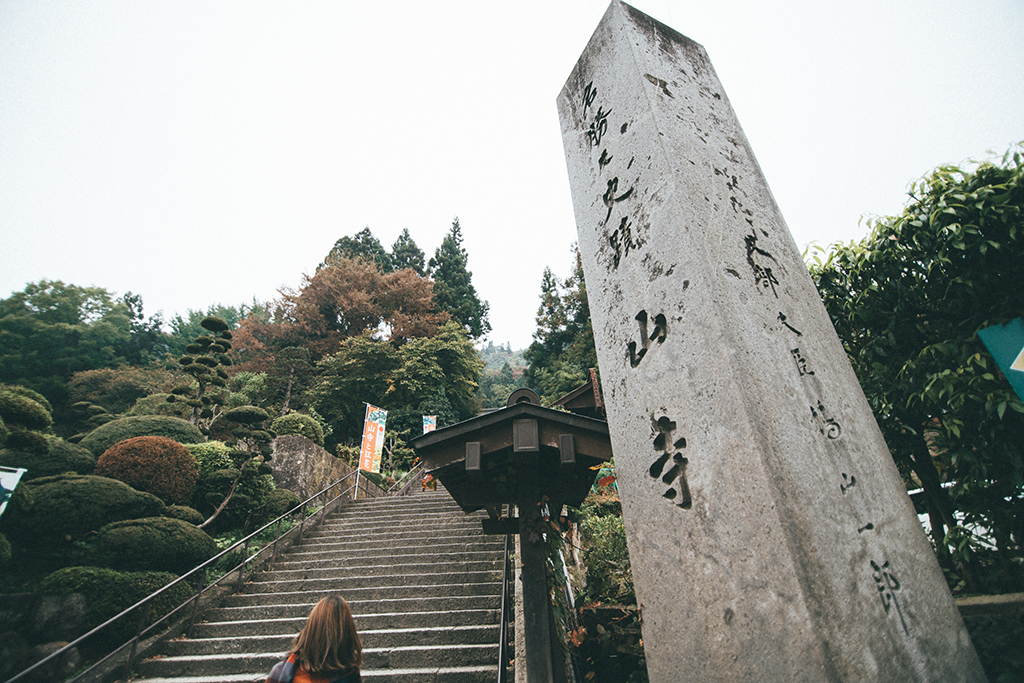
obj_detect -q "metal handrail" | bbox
[388,462,426,496]
[497,508,515,683]
[7,468,374,683]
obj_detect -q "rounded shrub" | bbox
[124,393,192,419]
[2,474,164,543]
[251,488,301,528]
[193,465,275,532]
[271,413,324,446]
[0,390,52,430]
[37,566,192,646]
[78,416,204,457]
[3,429,49,456]
[183,441,235,475]
[0,384,53,415]
[92,517,218,575]
[0,532,10,565]
[95,436,199,506]
[221,406,270,425]
[164,505,205,526]
[0,437,95,480]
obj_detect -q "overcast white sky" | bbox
[1,1,1021,350]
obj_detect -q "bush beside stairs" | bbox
[134,488,506,683]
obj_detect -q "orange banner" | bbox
[359,404,387,473]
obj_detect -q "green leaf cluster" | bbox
[809,144,1024,594]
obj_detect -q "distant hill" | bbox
[479,341,527,373]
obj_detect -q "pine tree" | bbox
[428,218,491,339]
[390,228,426,275]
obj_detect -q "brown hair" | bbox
[291,595,362,673]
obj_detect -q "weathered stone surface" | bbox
[271,434,384,500]
[30,593,86,642]
[23,641,81,683]
[557,3,985,681]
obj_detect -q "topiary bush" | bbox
[0,437,95,480]
[0,474,164,544]
[124,392,193,419]
[192,465,276,532]
[91,517,218,575]
[251,488,301,528]
[94,436,199,506]
[271,413,324,446]
[183,441,235,476]
[164,504,205,526]
[78,415,204,457]
[0,387,53,456]
[0,384,52,415]
[37,566,192,647]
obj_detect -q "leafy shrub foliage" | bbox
[125,392,193,419]
[183,441,235,475]
[0,437,95,480]
[193,465,275,532]
[78,415,204,457]
[92,516,218,575]
[164,505,205,526]
[251,488,301,528]
[271,413,324,446]
[68,365,183,415]
[0,474,164,543]
[95,436,199,505]
[38,566,192,646]
[0,386,54,456]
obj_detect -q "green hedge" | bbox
[0,474,165,543]
[78,416,204,457]
[92,517,218,575]
[271,413,324,446]
[38,566,192,646]
[0,437,95,480]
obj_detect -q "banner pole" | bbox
[354,467,361,500]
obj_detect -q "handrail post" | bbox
[497,504,515,683]
[235,538,250,594]
[124,605,148,678]
[271,518,283,566]
[185,566,208,637]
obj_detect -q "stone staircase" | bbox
[134,488,506,683]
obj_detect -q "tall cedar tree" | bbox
[809,146,1024,593]
[390,228,427,275]
[524,248,598,403]
[321,227,392,272]
[428,218,491,340]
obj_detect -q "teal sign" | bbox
[978,318,1024,402]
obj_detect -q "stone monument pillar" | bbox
[557,3,985,681]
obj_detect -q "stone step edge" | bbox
[170,624,495,646]
[150,643,496,664]
[134,665,496,683]
[198,608,495,627]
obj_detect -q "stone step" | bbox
[208,593,500,619]
[256,560,501,582]
[162,625,498,656]
[285,536,502,554]
[190,609,499,638]
[135,664,495,683]
[139,644,497,677]
[273,549,501,571]
[302,527,488,546]
[243,572,501,595]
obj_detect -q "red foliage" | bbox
[233,257,448,371]
[94,436,199,506]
